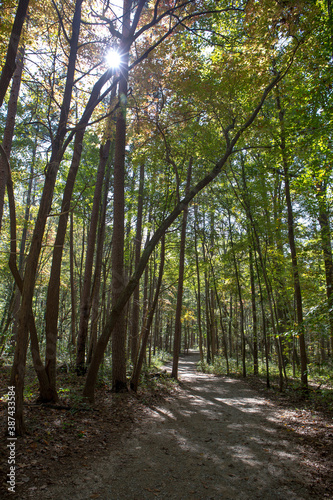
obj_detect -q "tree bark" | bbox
[76,141,111,373]
[171,158,192,379]
[111,0,132,392]
[317,181,333,356]
[87,148,113,364]
[131,236,165,392]
[249,246,258,375]
[130,163,145,363]
[194,205,204,362]
[0,0,29,108]
[277,93,308,388]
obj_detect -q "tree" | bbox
[171,157,192,379]
[10,0,84,434]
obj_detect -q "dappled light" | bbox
[40,353,323,499]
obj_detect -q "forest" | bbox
[0,0,333,466]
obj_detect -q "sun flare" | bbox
[106,48,121,69]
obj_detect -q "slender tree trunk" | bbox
[210,288,216,362]
[229,296,233,358]
[2,47,25,335]
[211,269,229,375]
[249,247,258,375]
[69,210,77,347]
[228,213,246,378]
[317,181,333,356]
[172,158,192,379]
[130,235,165,392]
[277,94,307,388]
[87,151,113,364]
[194,206,203,362]
[205,273,212,364]
[130,164,145,363]
[76,141,111,373]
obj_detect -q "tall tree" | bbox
[130,163,145,363]
[172,157,192,379]
[110,0,132,392]
[10,0,84,434]
[276,90,308,389]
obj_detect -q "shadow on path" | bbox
[34,352,317,500]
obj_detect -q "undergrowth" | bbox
[197,355,333,414]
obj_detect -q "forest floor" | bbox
[1,352,333,499]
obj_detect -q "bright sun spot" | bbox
[106,48,121,69]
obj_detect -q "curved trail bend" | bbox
[35,352,314,499]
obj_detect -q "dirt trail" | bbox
[26,353,318,499]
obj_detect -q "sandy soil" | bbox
[9,352,331,500]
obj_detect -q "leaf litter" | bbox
[0,355,332,499]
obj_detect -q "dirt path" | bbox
[20,352,324,500]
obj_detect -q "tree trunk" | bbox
[228,213,246,378]
[76,141,111,373]
[130,163,145,363]
[317,181,333,356]
[277,94,307,389]
[171,158,192,379]
[194,205,204,362]
[2,47,25,336]
[205,274,212,364]
[44,65,118,393]
[111,0,132,392]
[0,0,29,108]
[69,210,77,347]
[87,149,113,364]
[131,235,165,392]
[249,247,258,375]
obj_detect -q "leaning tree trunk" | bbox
[0,0,29,108]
